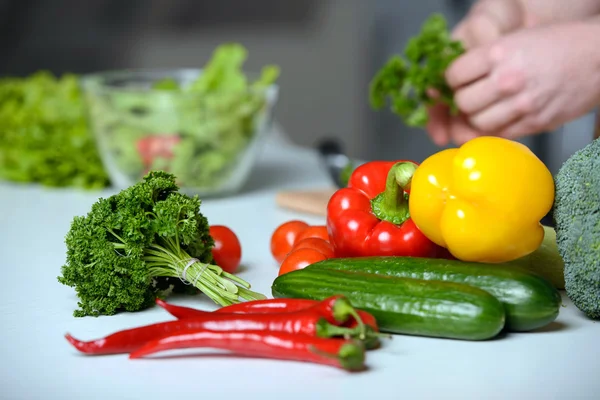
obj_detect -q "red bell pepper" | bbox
[326,160,440,258]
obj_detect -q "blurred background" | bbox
[1,0,596,174]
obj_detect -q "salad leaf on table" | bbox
[369,13,465,127]
[0,71,110,189]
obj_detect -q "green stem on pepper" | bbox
[371,161,418,225]
[314,319,390,350]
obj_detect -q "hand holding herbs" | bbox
[369,13,465,127]
[58,170,266,317]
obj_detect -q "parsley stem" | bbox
[145,241,263,306]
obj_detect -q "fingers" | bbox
[447,0,525,87]
[471,0,524,36]
[426,106,486,148]
[455,12,502,49]
[448,114,481,145]
[455,65,529,131]
[469,99,521,133]
[497,112,560,139]
[457,0,524,44]
[426,104,451,146]
[497,118,536,139]
[445,47,492,89]
[454,78,500,115]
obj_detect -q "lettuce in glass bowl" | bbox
[81,43,279,196]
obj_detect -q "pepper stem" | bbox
[329,297,367,340]
[307,342,366,371]
[315,319,388,349]
[371,161,418,225]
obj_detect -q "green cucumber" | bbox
[503,226,565,289]
[308,256,562,332]
[272,268,506,341]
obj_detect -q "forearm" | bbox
[519,0,600,26]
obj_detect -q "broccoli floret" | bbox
[553,137,600,319]
[58,170,265,317]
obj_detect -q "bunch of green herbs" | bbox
[369,14,465,127]
[58,170,266,317]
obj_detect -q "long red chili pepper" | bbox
[217,299,379,332]
[128,329,366,371]
[213,300,383,349]
[156,298,379,332]
[216,298,323,314]
[65,305,370,356]
[155,298,383,349]
[154,298,315,319]
[155,295,366,330]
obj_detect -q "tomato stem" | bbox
[370,161,418,225]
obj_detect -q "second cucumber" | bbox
[308,256,562,332]
[272,268,506,341]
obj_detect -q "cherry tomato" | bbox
[209,225,242,274]
[295,225,330,243]
[291,237,335,258]
[278,248,328,276]
[270,220,309,263]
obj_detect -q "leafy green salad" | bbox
[0,43,279,191]
[84,43,280,191]
[0,72,109,189]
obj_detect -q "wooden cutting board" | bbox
[275,187,337,216]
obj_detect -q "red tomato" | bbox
[291,237,335,258]
[295,225,330,243]
[209,225,242,274]
[136,135,180,167]
[278,248,328,276]
[270,220,310,264]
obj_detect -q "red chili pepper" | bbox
[157,297,378,331]
[156,295,361,327]
[215,299,381,346]
[326,160,440,258]
[153,298,313,319]
[65,299,370,355]
[217,298,322,315]
[155,298,383,349]
[128,329,366,371]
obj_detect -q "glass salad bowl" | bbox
[81,67,279,197]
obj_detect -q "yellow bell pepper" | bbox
[408,137,555,263]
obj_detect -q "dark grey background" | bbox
[0,0,595,174]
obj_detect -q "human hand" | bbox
[453,0,525,48]
[428,21,600,146]
[426,0,526,146]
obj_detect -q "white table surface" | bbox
[1,132,598,400]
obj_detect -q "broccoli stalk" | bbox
[58,170,266,317]
[553,137,600,319]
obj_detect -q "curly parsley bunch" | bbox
[58,170,265,317]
